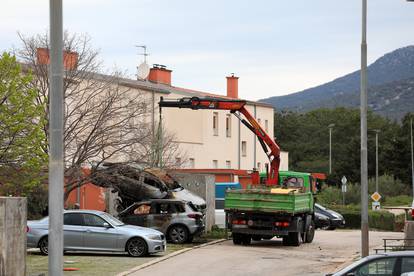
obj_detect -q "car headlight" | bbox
[146,234,162,240]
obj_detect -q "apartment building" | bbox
[118,64,289,171]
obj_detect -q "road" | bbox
[127,230,403,276]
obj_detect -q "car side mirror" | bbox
[103,222,111,228]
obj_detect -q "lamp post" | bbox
[49,0,64,274]
[360,0,369,258]
[411,117,413,199]
[328,123,335,174]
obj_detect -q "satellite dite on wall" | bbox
[135,45,150,80]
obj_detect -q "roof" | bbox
[20,61,273,109]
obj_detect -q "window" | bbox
[351,257,397,276]
[265,120,269,132]
[82,214,107,227]
[257,162,261,171]
[64,213,83,226]
[189,158,195,168]
[241,141,247,157]
[226,160,231,169]
[401,257,414,274]
[175,157,181,166]
[213,160,218,168]
[213,112,219,136]
[258,118,261,125]
[226,114,231,137]
[282,177,304,189]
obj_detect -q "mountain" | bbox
[260,46,414,120]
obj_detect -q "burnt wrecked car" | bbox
[118,199,205,244]
[90,162,206,214]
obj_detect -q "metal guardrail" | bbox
[374,238,414,253]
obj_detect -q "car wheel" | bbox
[126,237,148,257]
[168,225,189,244]
[39,236,48,255]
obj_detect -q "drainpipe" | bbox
[238,120,241,169]
[253,105,257,169]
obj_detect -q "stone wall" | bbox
[172,173,215,232]
[0,197,27,276]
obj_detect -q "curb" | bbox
[117,239,227,276]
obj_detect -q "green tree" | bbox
[0,52,46,198]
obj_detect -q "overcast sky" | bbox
[2,0,414,100]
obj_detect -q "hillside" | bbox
[260,46,414,120]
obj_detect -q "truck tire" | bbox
[241,234,251,245]
[283,232,300,246]
[232,233,242,245]
[303,221,315,243]
[252,236,262,241]
[301,221,315,243]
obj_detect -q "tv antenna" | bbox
[135,45,150,80]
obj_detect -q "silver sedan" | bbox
[27,210,166,257]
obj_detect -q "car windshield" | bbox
[100,213,124,226]
[315,203,327,210]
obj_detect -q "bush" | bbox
[384,195,412,207]
[325,205,396,231]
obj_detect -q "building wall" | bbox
[158,91,288,171]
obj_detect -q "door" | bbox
[146,202,174,233]
[347,257,397,276]
[82,213,119,251]
[63,213,85,250]
[121,203,150,227]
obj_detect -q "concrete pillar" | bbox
[0,197,27,276]
[172,173,215,232]
[404,221,414,249]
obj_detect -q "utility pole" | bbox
[411,117,414,199]
[328,124,335,174]
[373,129,380,193]
[49,0,64,274]
[360,0,369,258]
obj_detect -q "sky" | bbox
[1,0,414,101]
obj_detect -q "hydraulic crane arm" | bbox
[159,96,281,185]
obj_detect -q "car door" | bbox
[399,257,414,275]
[121,203,150,227]
[146,202,173,233]
[63,213,85,250]
[82,213,119,251]
[346,257,398,276]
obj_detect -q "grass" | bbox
[27,243,196,276]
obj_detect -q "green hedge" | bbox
[325,205,397,231]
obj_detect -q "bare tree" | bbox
[17,32,155,201]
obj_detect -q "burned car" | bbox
[118,199,205,244]
[90,163,206,214]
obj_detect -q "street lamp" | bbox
[411,117,414,199]
[328,124,335,174]
[359,0,413,258]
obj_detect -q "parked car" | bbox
[118,199,205,244]
[327,251,414,276]
[315,203,345,230]
[27,210,166,257]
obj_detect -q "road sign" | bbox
[371,192,382,202]
[341,184,347,193]
[341,176,347,185]
[372,201,381,210]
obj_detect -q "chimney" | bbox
[36,48,78,70]
[148,64,172,85]
[226,73,239,98]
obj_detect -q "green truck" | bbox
[158,97,317,247]
[225,171,316,246]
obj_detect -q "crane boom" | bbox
[159,96,281,185]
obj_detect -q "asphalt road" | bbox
[127,230,403,276]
